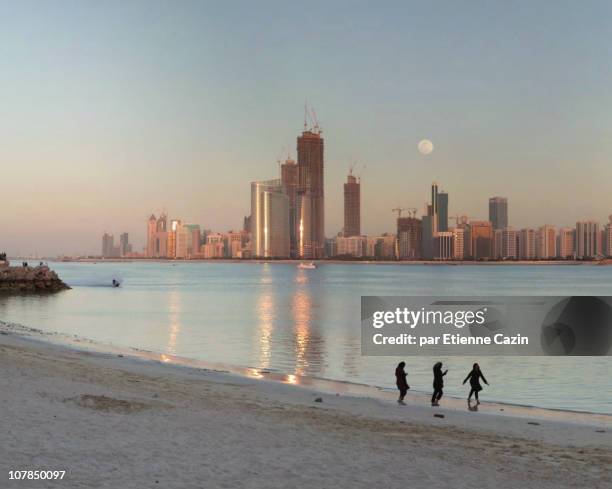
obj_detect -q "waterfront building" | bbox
[557,227,575,259]
[489,197,508,230]
[397,217,421,259]
[433,232,454,260]
[575,221,599,259]
[336,235,366,258]
[493,229,503,259]
[536,225,557,259]
[519,228,536,260]
[325,238,337,258]
[296,126,325,259]
[119,233,131,257]
[251,179,290,258]
[146,215,157,257]
[101,233,114,258]
[605,217,612,257]
[281,157,298,257]
[452,227,465,259]
[437,191,448,232]
[343,172,360,237]
[366,234,396,259]
[469,221,493,260]
[501,227,518,259]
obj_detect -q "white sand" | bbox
[0,327,610,489]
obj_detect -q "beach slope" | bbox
[0,332,610,489]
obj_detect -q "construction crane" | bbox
[450,215,470,227]
[392,207,406,218]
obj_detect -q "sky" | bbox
[1,0,611,256]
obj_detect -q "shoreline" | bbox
[1,324,610,488]
[3,320,612,421]
[33,258,612,266]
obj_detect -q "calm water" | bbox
[1,262,611,414]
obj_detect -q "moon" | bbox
[418,139,434,155]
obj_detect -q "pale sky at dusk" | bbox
[1,1,611,256]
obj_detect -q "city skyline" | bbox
[2,1,612,256]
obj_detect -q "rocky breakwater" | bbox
[0,263,70,293]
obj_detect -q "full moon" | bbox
[418,139,434,155]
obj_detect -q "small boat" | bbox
[112,279,121,288]
[297,262,316,269]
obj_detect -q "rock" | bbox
[0,265,70,294]
[314,397,323,403]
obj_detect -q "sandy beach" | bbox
[0,326,610,489]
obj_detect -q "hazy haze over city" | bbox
[1,0,611,256]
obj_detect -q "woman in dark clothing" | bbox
[431,362,448,406]
[463,363,489,404]
[395,361,409,405]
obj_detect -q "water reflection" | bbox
[167,289,181,354]
[256,291,274,370]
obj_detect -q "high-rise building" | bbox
[493,229,503,259]
[251,179,290,258]
[558,227,575,259]
[536,225,557,259]
[431,183,439,234]
[167,219,181,258]
[489,197,508,230]
[336,235,366,258]
[281,157,298,257]
[119,233,131,257]
[366,234,396,259]
[452,227,465,259]
[146,215,157,257]
[101,233,114,258]
[433,232,454,260]
[343,172,360,237]
[519,228,536,259]
[605,217,612,257]
[575,221,599,259]
[437,191,448,232]
[469,221,493,260]
[501,227,518,259]
[397,217,422,259]
[296,126,324,258]
[421,214,434,260]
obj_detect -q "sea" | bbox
[1,261,611,414]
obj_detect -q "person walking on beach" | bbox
[431,362,448,406]
[395,361,409,405]
[463,363,489,404]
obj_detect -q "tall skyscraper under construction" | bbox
[296,122,325,259]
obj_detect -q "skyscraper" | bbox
[519,228,536,259]
[469,221,493,260]
[605,217,612,258]
[575,221,599,259]
[146,215,157,257]
[343,172,360,237]
[397,217,421,259]
[251,179,290,258]
[119,232,131,257]
[536,225,557,259]
[281,156,298,257]
[489,197,508,230]
[296,127,324,259]
[558,227,575,259]
[101,233,114,258]
[437,191,448,232]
